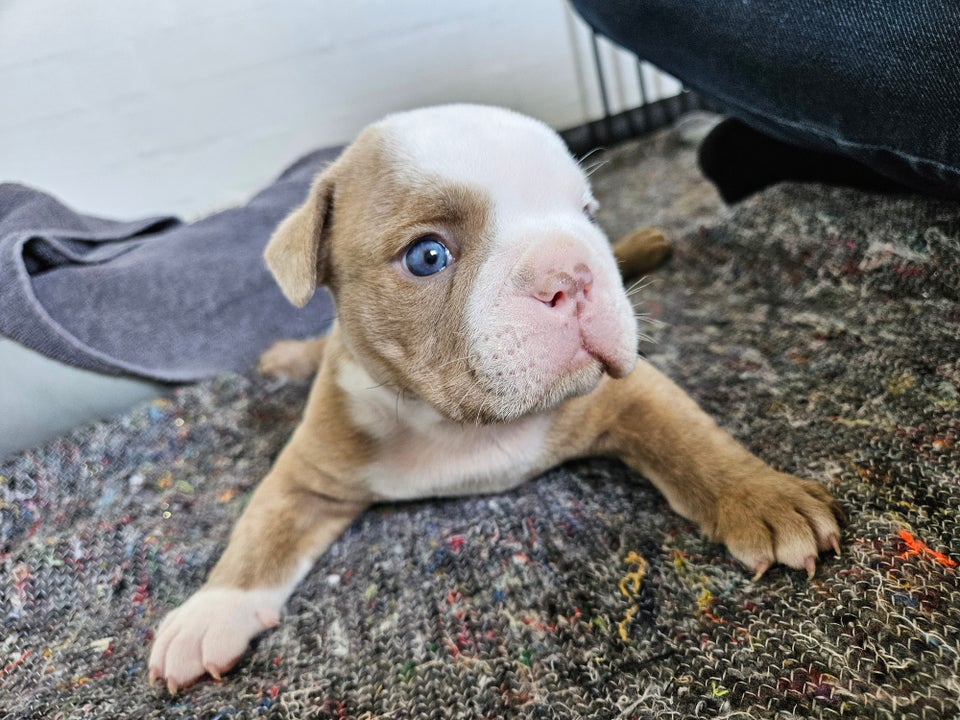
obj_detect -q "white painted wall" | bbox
[0,0,680,218]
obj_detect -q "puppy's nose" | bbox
[532,263,593,310]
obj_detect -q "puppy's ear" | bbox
[264,170,336,307]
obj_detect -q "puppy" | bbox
[148,105,841,693]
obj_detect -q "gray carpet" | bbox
[3,119,959,719]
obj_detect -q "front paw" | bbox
[148,587,282,693]
[711,472,843,580]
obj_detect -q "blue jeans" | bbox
[571,0,960,199]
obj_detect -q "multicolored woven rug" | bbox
[3,123,959,719]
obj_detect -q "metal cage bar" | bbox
[560,30,711,155]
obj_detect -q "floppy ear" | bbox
[264,170,336,307]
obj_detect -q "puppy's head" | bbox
[266,104,637,423]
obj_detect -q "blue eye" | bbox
[403,236,451,277]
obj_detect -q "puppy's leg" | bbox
[258,336,327,379]
[148,466,367,693]
[592,361,841,578]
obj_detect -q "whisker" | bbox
[634,315,663,327]
[624,276,651,295]
[437,354,477,370]
[395,387,402,420]
[576,147,605,166]
[624,276,657,298]
[583,160,610,178]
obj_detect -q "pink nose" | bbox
[532,263,594,310]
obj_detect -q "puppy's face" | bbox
[266,105,637,423]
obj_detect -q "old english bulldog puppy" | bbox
[149,105,842,692]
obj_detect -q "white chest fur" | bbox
[337,360,553,500]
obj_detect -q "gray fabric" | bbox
[0,149,338,383]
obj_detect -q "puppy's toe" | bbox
[715,472,842,580]
[148,588,282,693]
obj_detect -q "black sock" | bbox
[697,118,912,203]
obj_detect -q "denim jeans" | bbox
[571,0,960,199]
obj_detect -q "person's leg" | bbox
[698,118,912,203]
[571,0,960,200]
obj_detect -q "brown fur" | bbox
[243,133,841,588]
[268,129,516,424]
[150,110,841,694]
[612,226,672,279]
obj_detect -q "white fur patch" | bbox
[382,104,588,223]
[337,359,553,499]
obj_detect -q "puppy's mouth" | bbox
[575,329,636,380]
[447,296,638,424]
[451,349,607,425]
[531,354,606,406]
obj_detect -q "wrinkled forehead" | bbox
[378,105,591,219]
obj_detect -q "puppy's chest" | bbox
[369,416,552,499]
[340,365,552,500]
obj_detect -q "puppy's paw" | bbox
[148,588,281,694]
[258,338,325,380]
[612,227,671,280]
[711,472,842,580]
